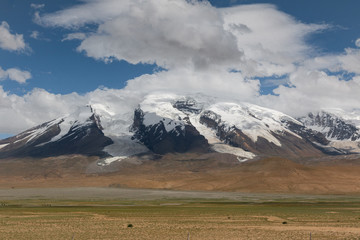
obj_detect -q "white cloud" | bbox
[29,30,50,41]
[62,32,87,41]
[0,87,86,134]
[0,68,6,80]
[0,86,144,134]
[33,11,42,25]
[0,21,27,52]
[339,48,360,74]
[6,68,32,83]
[304,48,360,75]
[0,67,31,84]
[0,66,359,135]
[0,65,260,134]
[39,1,327,74]
[222,4,328,77]
[258,69,360,117]
[30,3,45,10]
[125,67,259,101]
[356,38,360,48]
[40,0,243,69]
[0,0,354,135]
[30,30,39,39]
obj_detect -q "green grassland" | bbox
[1,197,360,240]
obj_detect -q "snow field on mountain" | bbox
[90,102,149,159]
[0,143,9,150]
[207,102,303,146]
[103,135,148,160]
[25,120,59,143]
[190,114,255,159]
[49,106,95,142]
[140,93,187,132]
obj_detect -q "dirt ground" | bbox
[0,195,360,240]
[1,154,360,195]
[0,187,359,202]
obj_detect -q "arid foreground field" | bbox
[1,155,360,239]
[0,188,360,240]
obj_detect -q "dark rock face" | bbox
[282,120,346,155]
[131,108,209,154]
[0,114,113,158]
[284,120,329,145]
[200,110,325,158]
[2,120,62,151]
[300,112,360,141]
[172,97,202,114]
[40,117,113,157]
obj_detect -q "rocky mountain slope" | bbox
[299,110,360,153]
[0,106,113,158]
[1,93,359,161]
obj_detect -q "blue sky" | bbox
[1,0,359,95]
[1,0,360,138]
[1,0,156,95]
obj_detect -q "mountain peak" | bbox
[1,92,360,160]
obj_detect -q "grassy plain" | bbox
[1,191,360,240]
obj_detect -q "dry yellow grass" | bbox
[1,199,360,240]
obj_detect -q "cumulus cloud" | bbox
[39,1,326,74]
[0,0,357,135]
[0,67,31,83]
[125,67,259,101]
[0,21,27,52]
[39,0,242,69]
[338,48,360,74]
[0,87,86,134]
[222,4,328,77]
[258,69,360,116]
[304,47,360,75]
[256,39,360,116]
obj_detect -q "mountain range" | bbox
[1,93,360,163]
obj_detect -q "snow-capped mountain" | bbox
[130,93,330,159]
[0,106,113,158]
[299,110,360,141]
[299,110,360,153]
[1,93,359,161]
